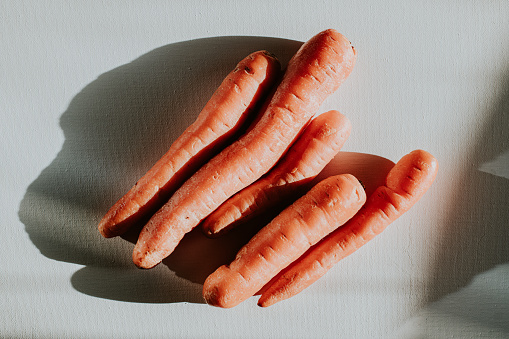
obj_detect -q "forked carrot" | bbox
[98,50,281,238]
[201,110,352,237]
[257,149,438,307]
[202,174,366,308]
[133,29,357,268]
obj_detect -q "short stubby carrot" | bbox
[133,29,357,268]
[257,149,438,307]
[201,110,352,237]
[202,174,366,308]
[97,50,281,238]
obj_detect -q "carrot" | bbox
[202,174,366,308]
[97,50,281,238]
[201,110,352,237]
[257,149,438,307]
[132,29,357,268]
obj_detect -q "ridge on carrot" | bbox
[98,50,281,238]
[132,29,357,269]
[257,149,438,307]
[203,174,366,308]
[201,110,352,237]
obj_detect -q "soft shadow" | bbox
[427,69,509,302]
[18,36,303,304]
[396,263,509,338]
[317,151,395,198]
[406,68,509,334]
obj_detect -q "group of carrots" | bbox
[98,29,438,308]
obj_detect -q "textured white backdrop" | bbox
[2,1,508,338]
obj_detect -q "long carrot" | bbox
[202,174,366,308]
[257,149,438,307]
[98,50,281,238]
[201,110,352,237]
[132,29,357,268]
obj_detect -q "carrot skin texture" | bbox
[258,149,438,307]
[133,29,357,268]
[201,110,352,237]
[202,174,366,308]
[97,50,281,238]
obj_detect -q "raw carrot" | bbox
[201,110,352,237]
[132,29,357,268]
[257,149,438,307]
[202,174,366,308]
[98,50,281,238]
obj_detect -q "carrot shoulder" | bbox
[203,174,366,308]
[98,50,281,238]
[132,29,357,268]
[201,110,352,237]
[258,149,439,307]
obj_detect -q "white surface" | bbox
[2,1,508,338]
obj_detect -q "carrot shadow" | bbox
[18,34,397,305]
[18,36,303,304]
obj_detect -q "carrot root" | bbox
[257,149,438,307]
[133,29,357,268]
[98,50,281,238]
[203,173,366,308]
[201,110,352,237]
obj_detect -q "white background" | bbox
[2,1,508,338]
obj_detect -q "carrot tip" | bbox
[257,298,271,308]
[203,227,220,239]
[98,221,123,238]
[97,225,110,238]
[132,249,161,269]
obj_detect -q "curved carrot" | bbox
[133,29,357,268]
[258,149,438,307]
[201,110,352,237]
[98,50,281,238]
[202,174,366,308]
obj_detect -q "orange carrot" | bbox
[98,50,281,238]
[258,149,438,307]
[202,174,366,308]
[201,110,352,237]
[132,29,357,268]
